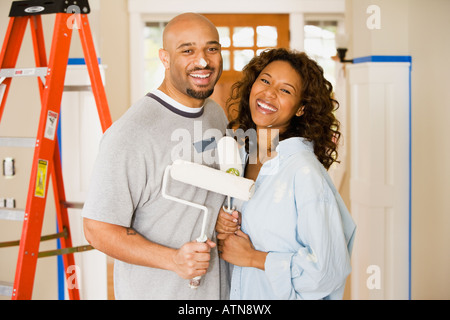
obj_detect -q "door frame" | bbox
[127,0,345,103]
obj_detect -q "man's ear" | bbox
[159,48,170,69]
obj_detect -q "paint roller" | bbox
[161,158,254,288]
[217,136,244,213]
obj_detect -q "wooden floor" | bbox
[107,261,114,300]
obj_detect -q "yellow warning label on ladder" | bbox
[35,159,48,198]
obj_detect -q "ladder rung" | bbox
[0,281,13,297]
[61,201,84,209]
[0,208,24,221]
[0,137,36,148]
[0,67,48,84]
[64,85,92,92]
[38,245,94,258]
[0,229,67,249]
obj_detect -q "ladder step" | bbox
[0,137,36,148]
[38,245,94,258]
[0,67,48,84]
[61,201,84,209]
[0,203,84,222]
[0,228,68,249]
[0,208,24,221]
[9,0,91,17]
[0,281,13,297]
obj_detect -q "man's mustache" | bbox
[187,66,214,73]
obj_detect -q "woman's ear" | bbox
[296,106,305,117]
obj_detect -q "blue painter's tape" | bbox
[353,55,412,64]
[68,57,102,65]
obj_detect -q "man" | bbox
[82,13,229,299]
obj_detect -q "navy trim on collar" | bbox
[146,93,204,118]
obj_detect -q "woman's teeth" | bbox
[257,100,277,112]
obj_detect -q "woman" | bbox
[216,48,356,300]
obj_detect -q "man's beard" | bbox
[186,87,214,100]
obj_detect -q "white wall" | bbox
[408,0,450,299]
[347,0,450,299]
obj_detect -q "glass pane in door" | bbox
[217,27,231,47]
[256,26,278,47]
[234,50,254,71]
[233,27,254,47]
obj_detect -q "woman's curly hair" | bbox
[227,48,341,170]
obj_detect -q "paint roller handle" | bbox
[189,276,202,289]
[189,235,208,289]
[222,205,234,214]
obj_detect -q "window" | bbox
[304,20,338,88]
[217,24,281,72]
[203,14,289,82]
[143,22,167,92]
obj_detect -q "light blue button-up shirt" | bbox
[229,137,356,300]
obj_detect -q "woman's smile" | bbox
[256,99,278,114]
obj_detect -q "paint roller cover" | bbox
[217,136,243,176]
[170,160,255,201]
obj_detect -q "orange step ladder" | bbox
[0,0,112,300]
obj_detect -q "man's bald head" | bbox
[163,13,219,51]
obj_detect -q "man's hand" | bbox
[172,239,216,279]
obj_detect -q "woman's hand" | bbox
[215,207,241,234]
[218,230,268,270]
[216,207,240,256]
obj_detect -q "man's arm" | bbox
[83,217,215,280]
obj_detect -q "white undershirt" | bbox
[151,89,204,114]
